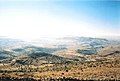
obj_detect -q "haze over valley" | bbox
[0,36,120,80]
[0,1,119,81]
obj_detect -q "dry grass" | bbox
[0,57,120,80]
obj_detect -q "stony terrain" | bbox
[0,37,120,81]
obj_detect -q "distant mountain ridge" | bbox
[0,37,120,65]
[0,38,28,49]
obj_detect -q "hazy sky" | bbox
[0,0,120,40]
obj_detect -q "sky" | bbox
[0,0,120,40]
